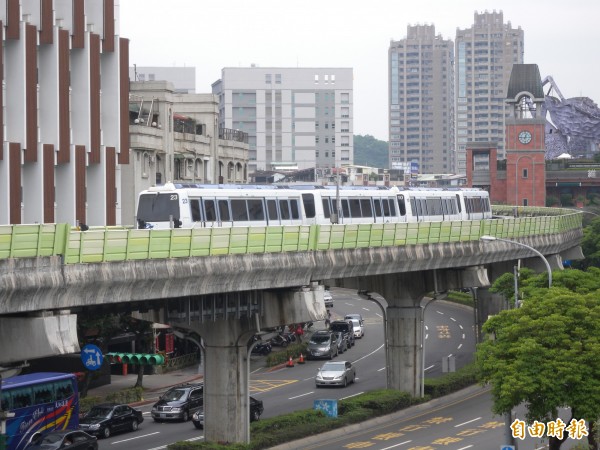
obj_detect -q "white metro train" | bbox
[135,183,492,230]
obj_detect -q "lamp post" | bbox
[480,235,552,288]
[420,297,436,398]
[480,235,553,450]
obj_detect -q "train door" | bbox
[265,197,281,226]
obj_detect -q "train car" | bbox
[135,183,491,229]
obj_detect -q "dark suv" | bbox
[329,320,355,348]
[151,383,203,422]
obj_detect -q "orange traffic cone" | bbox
[286,356,294,367]
[298,353,305,364]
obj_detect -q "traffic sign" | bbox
[81,344,103,371]
[501,446,515,450]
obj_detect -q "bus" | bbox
[1,372,79,450]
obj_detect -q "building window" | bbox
[314,75,319,83]
[523,198,528,206]
[149,74,155,81]
[522,168,528,178]
[275,74,282,84]
[266,74,272,84]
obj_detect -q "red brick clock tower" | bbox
[505,64,546,207]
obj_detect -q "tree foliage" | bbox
[574,217,600,270]
[477,268,600,449]
[353,135,388,169]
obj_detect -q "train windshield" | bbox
[137,193,180,221]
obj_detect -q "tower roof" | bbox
[506,64,544,101]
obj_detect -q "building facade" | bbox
[124,81,249,227]
[0,0,129,226]
[388,25,455,175]
[212,67,354,174]
[455,10,524,174]
[466,64,546,207]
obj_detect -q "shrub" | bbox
[265,342,308,367]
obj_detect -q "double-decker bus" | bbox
[1,372,79,450]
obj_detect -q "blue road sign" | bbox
[81,344,103,371]
[314,399,338,418]
[501,446,515,450]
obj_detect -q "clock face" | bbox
[518,130,532,144]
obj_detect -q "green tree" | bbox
[574,217,600,270]
[477,269,600,450]
[353,135,389,168]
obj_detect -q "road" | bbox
[96,288,531,450]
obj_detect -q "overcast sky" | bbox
[119,0,600,142]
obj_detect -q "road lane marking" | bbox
[459,324,464,329]
[377,367,386,372]
[289,392,314,400]
[457,446,473,449]
[450,317,457,321]
[436,310,444,315]
[455,417,482,427]
[362,307,370,311]
[424,364,435,371]
[380,440,412,449]
[111,432,160,444]
[457,343,463,350]
[350,344,384,364]
[341,392,364,400]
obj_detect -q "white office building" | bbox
[212,67,354,174]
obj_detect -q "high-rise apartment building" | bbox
[212,67,353,174]
[455,10,524,174]
[388,25,454,175]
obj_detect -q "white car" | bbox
[350,318,364,338]
[315,361,356,388]
[323,290,333,308]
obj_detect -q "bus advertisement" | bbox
[1,372,79,450]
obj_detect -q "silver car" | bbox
[332,331,347,353]
[323,290,333,308]
[307,331,338,360]
[315,361,356,387]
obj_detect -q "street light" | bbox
[480,235,553,450]
[480,235,552,288]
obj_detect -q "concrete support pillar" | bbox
[386,304,422,396]
[202,324,251,443]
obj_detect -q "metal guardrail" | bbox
[0,207,583,263]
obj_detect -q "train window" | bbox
[410,198,417,217]
[383,198,391,217]
[279,200,290,219]
[322,199,331,218]
[341,199,350,218]
[360,199,372,218]
[248,199,265,221]
[350,199,361,217]
[218,200,231,222]
[389,199,397,217]
[456,194,462,213]
[137,193,180,221]
[429,198,442,215]
[190,199,202,221]
[204,200,217,221]
[302,194,316,219]
[290,199,300,219]
[374,199,382,217]
[231,199,249,221]
[397,195,406,216]
[267,200,278,220]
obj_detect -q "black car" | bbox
[192,396,264,429]
[26,430,98,450]
[329,320,355,347]
[79,403,143,439]
[151,382,204,422]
